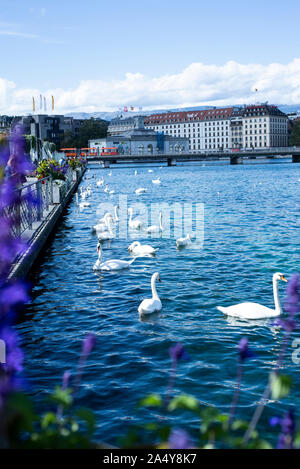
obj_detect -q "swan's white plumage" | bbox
[138,272,162,315]
[217,272,287,319]
[128,241,158,256]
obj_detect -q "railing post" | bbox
[27,186,33,230]
[49,176,53,204]
[37,180,43,221]
[45,178,49,211]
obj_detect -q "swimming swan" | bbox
[92,213,113,234]
[93,242,135,271]
[138,272,162,315]
[128,241,158,256]
[135,187,147,195]
[217,272,288,319]
[176,233,192,248]
[128,208,143,230]
[152,177,161,184]
[145,211,163,234]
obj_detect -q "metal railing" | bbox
[4,176,54,237]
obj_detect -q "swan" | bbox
[76,192,90,208]
[176,233,192,248]
[145,211,163,234]
[152,177,161,184]
[135,187,147,195]
[138,272,162,315]
[97,217,114,241]
[128,208,143,230]
[109,190,115,195]
[134,170,138,175]
[104,184,109,193]
[148,169,153,173]
[93,242,136,271]
[217,272,288,319]
[108,171,112,176]
[128,241,158,257]
[92,213,113,234]
[96,178,104,187]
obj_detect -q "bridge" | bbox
[86,147,300,167]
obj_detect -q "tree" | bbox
[289,120,300,146]
[76,118,108,148]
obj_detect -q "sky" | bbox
[1,0,300,114]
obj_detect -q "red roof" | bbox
[144,107,234,125]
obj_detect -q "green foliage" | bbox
[35,158,66,181]
[290,121,300,146]
[270,373,292,400]
[60,118,108,149]
[68,156,85,170]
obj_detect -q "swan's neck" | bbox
[151,276,159,300]
[273,277,282,313]
[159,213,163,230]
[129,210,132,223]
[115,206,119,221]
[97,247,102,260]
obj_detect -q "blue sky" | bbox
[1,0,300,113]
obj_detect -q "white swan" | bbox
[135,187,147,195]
[138,272,162,315]
[152,177,161,184]
[93,242,135,271]
[134,170,138,175]
[113,205,119,222]
[148,169,153,173]
[97,217,114,241]
[217,272,288,319]
[96,177,104,187]
[104,184,109,193]
[128,241,158,257]
[176,233,192,248]
[92,213,113,234]
[145,211,163,234]
[128,208,143,230]
[109,190,115,195]
[76,192,90,208]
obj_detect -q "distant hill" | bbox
[66,104,300,121]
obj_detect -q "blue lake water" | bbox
[18,160,300,445]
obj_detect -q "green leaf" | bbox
[75,408,96,435]
[168,394,202,414]
[270,373,292,400]
[41,412,57,429]
[138,394,163,408]
[50,386,73,408]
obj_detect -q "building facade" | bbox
[11,114,85,148]
[144,104,289,152]
[90,116,189,155]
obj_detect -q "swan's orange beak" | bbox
[158,277,162,283]
[281,275,288,282]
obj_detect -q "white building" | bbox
[144,105,289,152]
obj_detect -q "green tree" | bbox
[76,118,108,148]
[290,120,300,146]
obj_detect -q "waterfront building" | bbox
[90,116,189,155]
[144,104,289,151]
[108,116,137,135]
[11,114,85,148]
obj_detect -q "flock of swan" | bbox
[76,167,289,320]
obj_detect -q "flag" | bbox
[44,97,47,112]
[40,94,43,110]
[124,106,128,112]
[51,95,54,111]
[32,97,35,112]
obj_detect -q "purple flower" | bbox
[62,370,71,390]
[82,333,96,357]
[168,428,193,449]
[169,343,190,363]
[284,274,300,317]
[270,410,295,449]
[238,337,255,362]
[273,318,297,333]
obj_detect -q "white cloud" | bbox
[1,59,300,115]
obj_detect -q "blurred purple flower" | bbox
[169,343,190,363]
[168,428,193,449]
[62,370,71,390]
[238,337,255,362]
[82,333,96,357]
[284,274,300,317]
[270,409,295,449]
